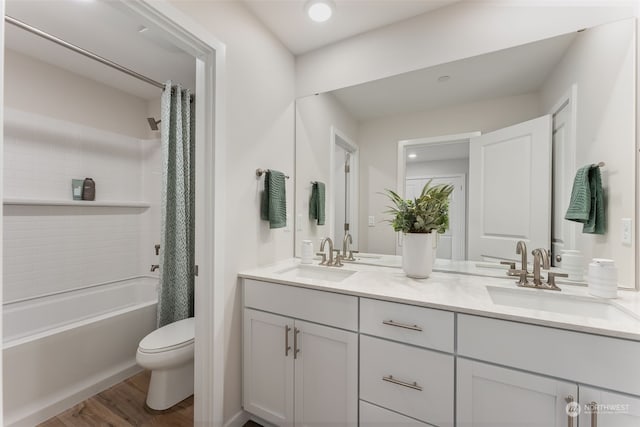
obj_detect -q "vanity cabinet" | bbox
[243,280,358,427]
[457,359,577,427]
[579,386,640,427]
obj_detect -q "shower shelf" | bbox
[3,198,151,208]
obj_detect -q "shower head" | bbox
[147,117,161,131]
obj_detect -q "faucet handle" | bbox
[500,261,516,270]
[546,272,567,290]
[316,252,327,265]
[333,254,344,267]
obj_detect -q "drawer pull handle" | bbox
[294,328,301,359]
[382,375,423,391]
[565,395,576,427]
[382,320,423,332]
[285,325,291,357]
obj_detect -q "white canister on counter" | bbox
[561,249,585,281]
[301,240,314,264]
[588,258,618,298]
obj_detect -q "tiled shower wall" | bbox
[3,109,161,302]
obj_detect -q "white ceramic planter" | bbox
[402,232,437,279]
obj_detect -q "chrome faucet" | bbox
[507,240,530,285]
[342,233,358,261]
[318,237,343,267]
[531,248,550,286]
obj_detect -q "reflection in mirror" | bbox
[295,18,636,288]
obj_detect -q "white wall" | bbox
[167,1,296,423]
[296,2,635,96]
[359,93,541,254]
[295,92,359,256]
[406,158,469,179]
[541,18,636,287]
[4,49,150,139]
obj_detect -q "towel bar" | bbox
[256,168,289,179]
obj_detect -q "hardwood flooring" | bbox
[38,370,193,426]
[38,370,264,427]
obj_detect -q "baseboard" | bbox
[223,410,276,427]
[5,363,143,427]
[224,410,250,427]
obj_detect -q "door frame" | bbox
[329,126,359,249]
[396,132,480,254]
[406,174,467,260]
[549,84,578,265]
[99,2,227,424]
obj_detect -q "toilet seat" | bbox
[138,317,195,354]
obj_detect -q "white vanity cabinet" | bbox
[243,280,358,427]
[579,387,640,427]
[457,359,577,427]
[359,298,455,427]
[457,314,640,427]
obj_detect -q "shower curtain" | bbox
[158,81,195,327]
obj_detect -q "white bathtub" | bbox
[3,277,158,427]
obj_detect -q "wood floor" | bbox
[38,370,263,427]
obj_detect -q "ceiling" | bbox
[242,0,461,55]
[4,0,196,100]
[330,31,577,121]
[406,141,469,163]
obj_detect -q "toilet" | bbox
[136,317,195,410]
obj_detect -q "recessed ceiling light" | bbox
[437,75,451,83]
[138,26,149,34]
[306,0,334,23]
[408,153,417,159]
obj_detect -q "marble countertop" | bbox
[239,258,640,341]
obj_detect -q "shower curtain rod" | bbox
[5,15,165,90]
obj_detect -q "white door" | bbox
[243,309,294,426]
[457,359,577,427]
[468,115,552,261]
[405,175,466,260]
[580,386,640,427]
[294,320,358,427]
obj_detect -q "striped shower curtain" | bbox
[157,81,195,327]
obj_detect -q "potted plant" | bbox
[384,181,454,278]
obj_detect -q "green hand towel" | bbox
[565,164,605,234]
[260,170,287,229]
[309,181,325,226]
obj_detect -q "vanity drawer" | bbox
[243,279,358,331]
[360,335,454,426]
[457,314,640,396]
[360,400,429,426]
[360,298,454,352]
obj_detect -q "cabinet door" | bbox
[457,359,577,427]
[243,309,294,426]
[580,386,640,427]
[293,320,358,427]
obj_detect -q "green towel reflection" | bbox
[310,181,326,226]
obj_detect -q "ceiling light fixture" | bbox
[408,153,417,159]
[306,0,334,23]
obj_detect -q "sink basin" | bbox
[276,265,356,282]
[487,286,640,323]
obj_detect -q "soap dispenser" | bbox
[82,178,95,201]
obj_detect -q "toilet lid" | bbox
[139,317,195,353]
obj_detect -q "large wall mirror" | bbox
[295,18,637,288]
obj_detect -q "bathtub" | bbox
[3,277,158,427]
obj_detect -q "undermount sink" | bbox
[276,265,356,282]
[475,262,510,270]
[487,286,640,323]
